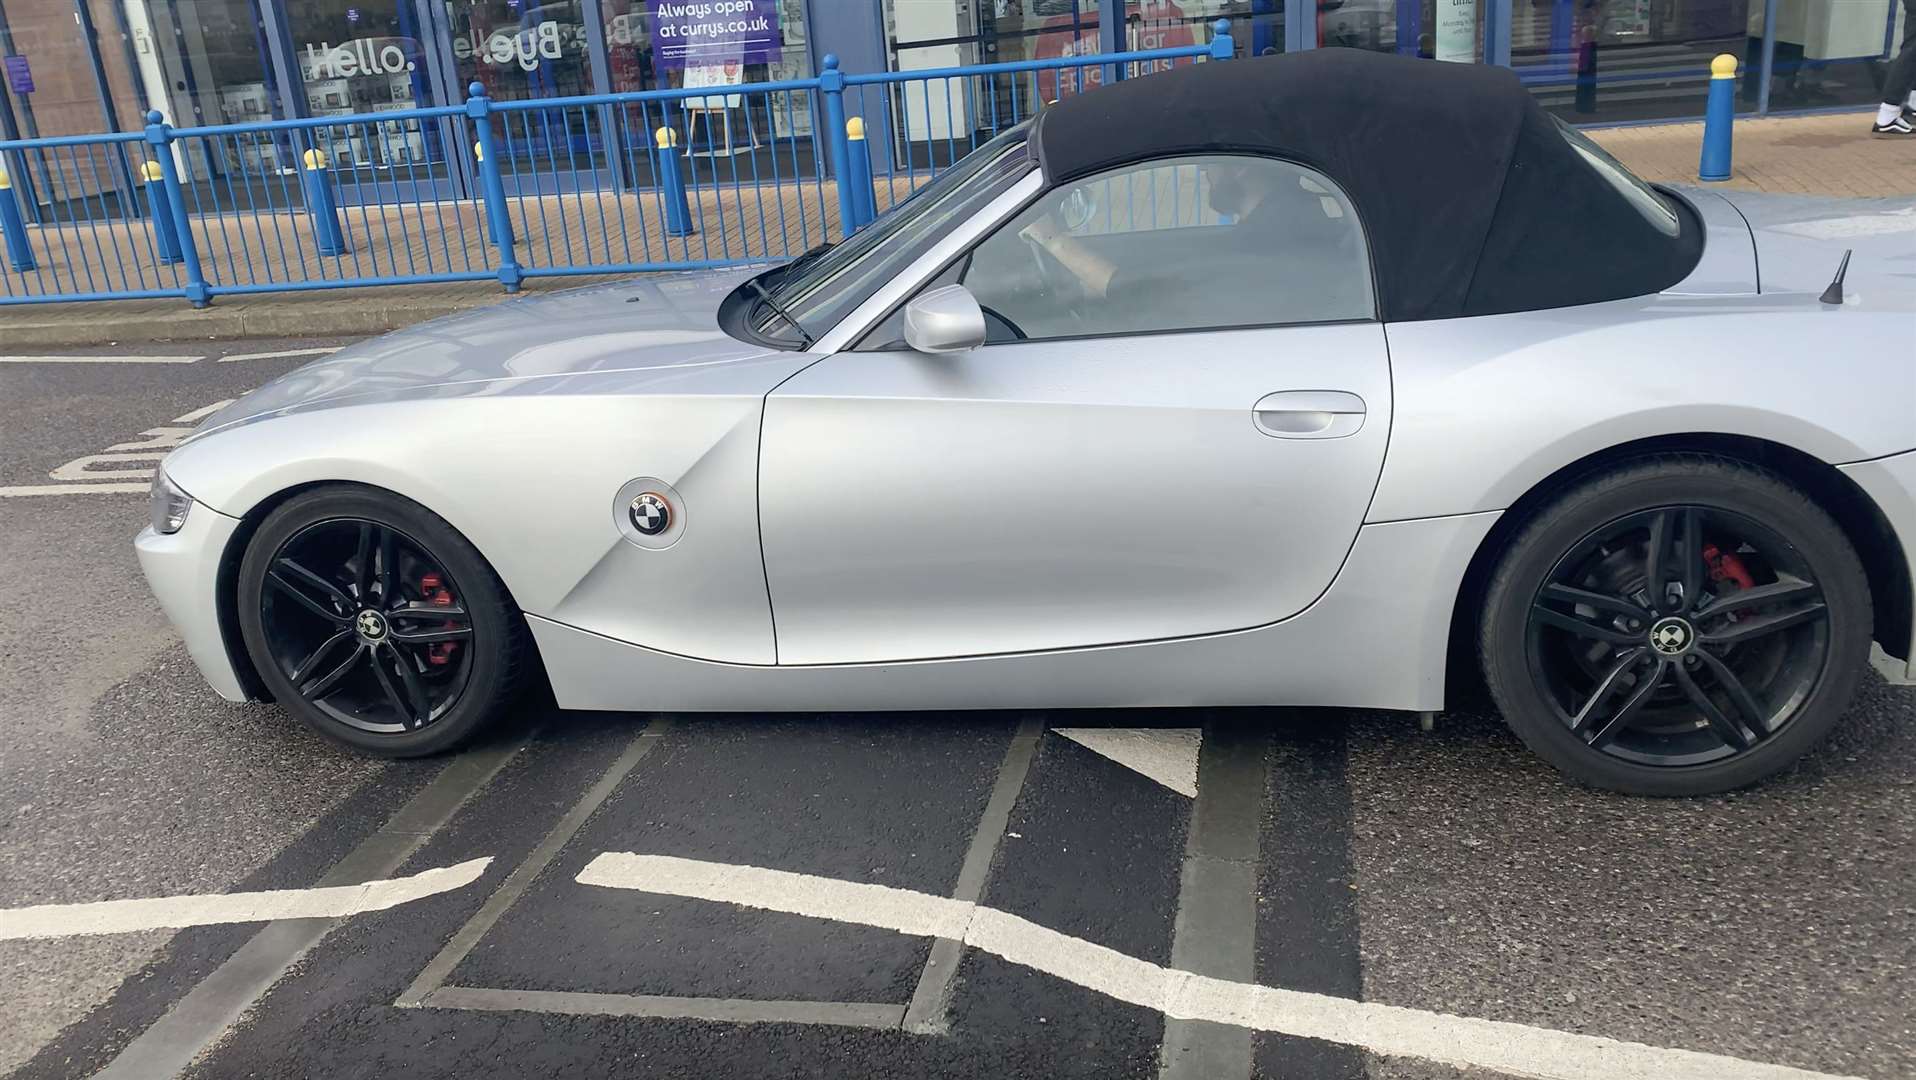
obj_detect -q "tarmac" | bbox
[0,109,1909,347]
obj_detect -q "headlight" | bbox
[149,470,193,535]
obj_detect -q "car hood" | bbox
[1711,190,1916,298]
[191,266,788,440]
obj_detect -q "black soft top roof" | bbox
[1032,49,1701,322]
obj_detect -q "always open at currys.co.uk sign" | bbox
[644,0,780,69]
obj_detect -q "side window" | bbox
[960,155,1373,344]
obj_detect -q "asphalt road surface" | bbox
[2,337,1914,1080]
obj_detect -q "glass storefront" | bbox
[1509,0,1757,122]
[1764,0,1906,110]
[287,0,434,178]
[600,0,813,175]
[4,0,1907,204]
[880,0,1100,155]
[0,0,147,209]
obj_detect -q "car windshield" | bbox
[745,125,1032,346]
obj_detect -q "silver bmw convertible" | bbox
[137,50,1915,796]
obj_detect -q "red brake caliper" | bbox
[418,572,460,666]
[1702,543,1757,618]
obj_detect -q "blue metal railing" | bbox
[0,23,1231,309]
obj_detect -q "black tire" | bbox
[237,485,529,757]
[1479,454,1871,796]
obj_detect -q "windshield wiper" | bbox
[748,277,814,348]
[787,239,833,271]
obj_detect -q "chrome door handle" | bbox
[1252,391,1367,439]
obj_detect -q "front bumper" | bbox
[135,504,250,702]
[1840,448,1916,685]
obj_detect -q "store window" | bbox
[599,0,812,176]
[1310,0,1479,60]
[125,0,304,185]
[1134,0,1279,63]
[875,0,1097,169]
[0,0,146,209]
[1509,0,1756,121]
[444,0,592,103]
[286,0,434,172]
[128,0,277,127]
[1765,0,1905,111]
[442,0,601,177]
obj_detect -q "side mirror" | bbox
[903,284,986,354]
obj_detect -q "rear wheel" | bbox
[1480,455,1871,796]
[237,486,528,756]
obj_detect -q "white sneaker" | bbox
[1873,114,1915,137]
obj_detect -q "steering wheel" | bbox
[1019,211,1093,333]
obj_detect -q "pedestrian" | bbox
[1875,0,1916,136]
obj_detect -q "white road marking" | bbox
[219,346,339,363]
[49,452,167,482]
[103,427,198,453]
[0,858,492,941]
[0,482,150,497]
[18,400,235,495]
[1052,728,1201,797]
[0,354,202,364]
[578,853,1858,1080]
[172,399,235,424]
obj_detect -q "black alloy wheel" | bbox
[1528,505,1827,765]
[238,486,528,756]
[260,518,473,734]
[1481,455,1871,796]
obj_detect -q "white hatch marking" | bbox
[0,859,493,940]
[17,399,236,494]
[1052,727,1201,798]
[578,853,1860,1080]
[48,452,169,482]
[219,346,340,363]
[0,482,151,497]
[0,354,202,364]
[171,399,235,424]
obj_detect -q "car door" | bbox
[759,154,1392,665]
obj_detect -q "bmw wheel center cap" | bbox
[1649,616,1694,656]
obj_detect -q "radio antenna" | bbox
[1818,249,1853,306]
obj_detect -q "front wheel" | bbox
[237,485,529,757]
[1480,455,1872,796]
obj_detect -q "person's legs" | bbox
[1886,0,1916,111]
[1904,0,1916,109]
[1876,0,1916,131]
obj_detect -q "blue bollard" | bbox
[301,148,348,256]
[654,126,695,238]
[140,159,182,264]
[0,158,35,272]
[845,116,875,229]
[1698,53,1737,182]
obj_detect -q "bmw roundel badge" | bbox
[628,492,671,536]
